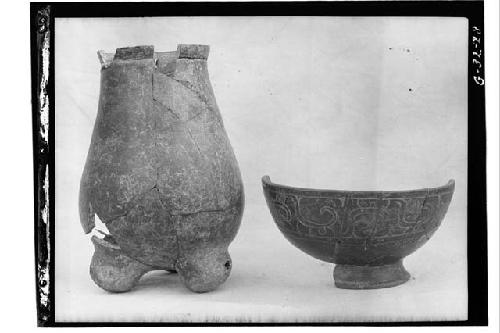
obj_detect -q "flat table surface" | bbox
[55,203,467,323]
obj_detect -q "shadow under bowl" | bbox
[262,176,455,289]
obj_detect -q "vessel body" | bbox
[79,45,244,292]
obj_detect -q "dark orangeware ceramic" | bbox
[79,44,244,293]
[262,176,454,289]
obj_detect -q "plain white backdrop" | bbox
[0,0,498,332]
[54,16,468,322]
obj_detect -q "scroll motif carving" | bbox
[266,187,454,245]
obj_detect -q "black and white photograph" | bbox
[26,0,497,328]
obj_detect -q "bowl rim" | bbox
[262,175,455,196]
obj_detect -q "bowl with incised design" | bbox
[262,176,455,289]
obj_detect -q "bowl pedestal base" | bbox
[333,260,410,289]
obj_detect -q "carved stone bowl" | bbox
[262,176,455,289]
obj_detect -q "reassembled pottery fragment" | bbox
[80,44,244,293]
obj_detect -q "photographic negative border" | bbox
[30,1,487,327]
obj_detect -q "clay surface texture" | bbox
[79,44,244,293]
[262,176,454,289]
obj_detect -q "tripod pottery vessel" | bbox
[79,44,244,293]
[262,176,455,289]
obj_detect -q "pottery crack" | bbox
[185,126,222,208]
[162,208,182,263]
[186,127,203,157]
[151,72,171,191]
[171,207,227,217]
[154,72,215,123]
[102,209,132,226]
[186,110,204,122]
[152,73,180,120]
[173,78,213,111]
[102,184,160,225]
[153,98,208,123]
[153,99,180,120]
[412,190,430,236]
[415,191,430,223]
[154,76,160,187]
[151,72,160,189]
